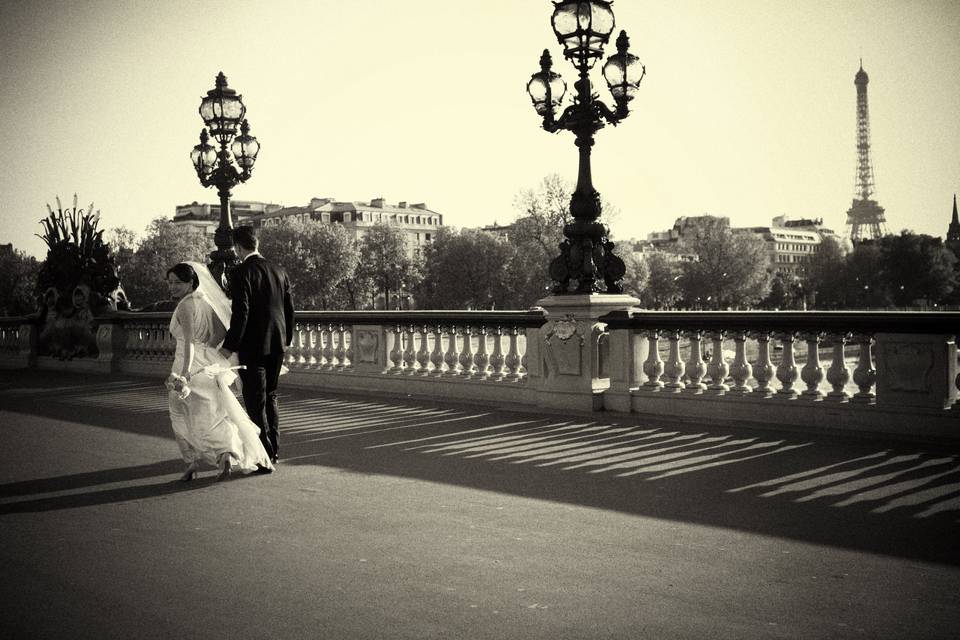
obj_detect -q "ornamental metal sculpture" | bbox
[526,1,645,294]
[34,195,129,359]
[190,72,260,289]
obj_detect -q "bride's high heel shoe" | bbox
[216,454,233,481]
[180,462,199,482]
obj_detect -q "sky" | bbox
[1,0,958,258]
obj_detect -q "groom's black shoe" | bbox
[254,464,273,475]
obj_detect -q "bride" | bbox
[164,261,274,481]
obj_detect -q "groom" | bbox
[219,226,295,468]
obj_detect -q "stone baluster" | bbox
[707,331,729,393]
[125,324,141,360]
[146,325,157,360]
[416,324,431,376]
[775,331,799,398]
[402,324,417,374]
[141,325,153,360]
[505,327,521,381]
[153,325,166,361]
[286,324,303,368]
[489,326,505,381]
[825,332,851,401]
[642,330,664,389]
[0,326,13,352]
[458,325,475,377]
[335,324,348,370]
[164,324,175,359]
[328,325,340,370]
[729,330,753,394]
[312,322,323,369]
[287,325,300,368]
[473,325,490,379]
[429,324,445,377]
[851,333,876,404]
[165,326,177,359]
[663,330,685,391]
[321,324,334,370]
[301,323,316,368]
[298,323,310,367]
[140,325,154,360]
[683,330,707,391]
[388,324,403,374]
[343,325,354,371]
[443,325,460,376]
[751,331,777,396]
[800,331,825,399]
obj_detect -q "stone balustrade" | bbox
[280,311,544,405]
[0,309,546,407]
[0,316,34,369]
[601,310,960,438]
[3,306,960,440]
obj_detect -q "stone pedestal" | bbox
[95,319,126,373]
[875,333,957,410]
[604,324,648,413]
[535,294,640,412]
[0,323,37,370]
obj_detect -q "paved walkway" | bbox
[1,369,959,639]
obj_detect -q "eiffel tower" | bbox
[845,60,887,241]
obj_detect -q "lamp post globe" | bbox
[190,72,259,290]
[526,50,567,117]
[602,30,646,112]
[527,0,644,295]
[551,0,616,68]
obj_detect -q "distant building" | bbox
[173,200,283,235]
[258,197,443,259]
[479,221,515,240]
[646,214,730,250]
[739,216,842,277]
[629,239,697,264]
[172,196,444,259]
[0,243,13,256]
[645,214,841,276]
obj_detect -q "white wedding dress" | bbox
[167,265,274,474]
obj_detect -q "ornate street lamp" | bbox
[526,1,645,294]
[190,71,260,288]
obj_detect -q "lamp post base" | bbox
[549,220,626,295]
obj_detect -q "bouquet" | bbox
[165,373,192,400]
[166,364,247,400]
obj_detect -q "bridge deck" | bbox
[1,370,958,639]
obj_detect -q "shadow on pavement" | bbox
[2,369,958,564]
[0,476,209,514]
[0,460,184,499]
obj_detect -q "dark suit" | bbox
[223,254,294,461]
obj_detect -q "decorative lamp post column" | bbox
[526,1,645,294]
[190,72,260,289]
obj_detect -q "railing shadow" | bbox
[1,370,958,565]
[276,395,960,565]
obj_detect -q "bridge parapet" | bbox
[600,310,960,439]
[3,307,960,440]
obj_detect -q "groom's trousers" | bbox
[238,353,284,461]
